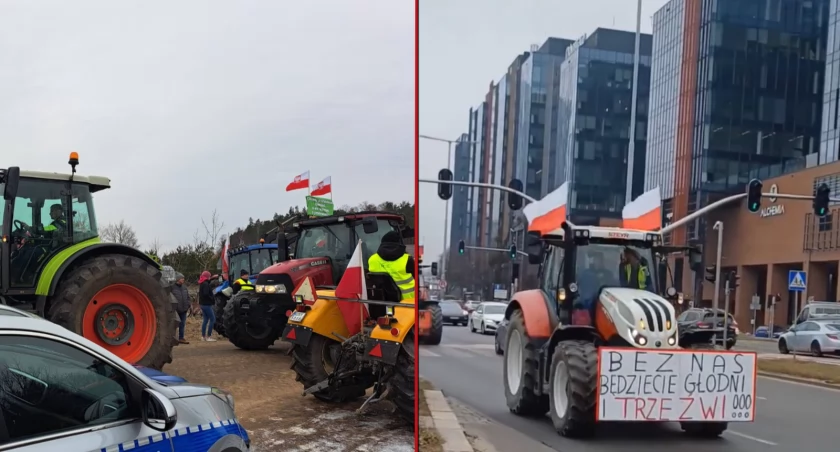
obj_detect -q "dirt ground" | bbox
[165,317,414,452]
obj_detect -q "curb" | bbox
[424,389,475,452]
[757,371,840,390]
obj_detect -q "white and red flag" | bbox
[334,239,368,336]
[221,240,230,279]
[310,176,332,196]
[285,171,310,192]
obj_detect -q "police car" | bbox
[0,304,250,451]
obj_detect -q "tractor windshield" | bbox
[353,219,400,263]
[250,248,276,273]
[296,223,351,261]
[228,252,250,280]
[574,243,657,298]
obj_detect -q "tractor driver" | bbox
[368,231,415,300]
[232,269,254,294]
[619,247,653,291]
[42,204,68,237]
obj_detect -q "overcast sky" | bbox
[0,0,413,252]
[420,0,669,261]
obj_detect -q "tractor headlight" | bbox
[386,305,395,316]
[212,387,235,410]
[256,284,287,294]
[668,335,677,346]
[629,328,648,346]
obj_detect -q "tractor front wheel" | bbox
[49,254,175,369]
[548,340,597,438]
[213,294,229,337]
[679,342,728,438]
[291,334,367,403]
[222,293,280,350]
[421,303,443,345]
[503,309,548,416]
[388,332,415,424]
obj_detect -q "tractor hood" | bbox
[256,256,334,290]
[260,257,331,276]
[598,287,678,348]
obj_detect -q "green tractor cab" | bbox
[0,154,175,369]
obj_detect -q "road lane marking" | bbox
[420,349,441,357]
[757,396,767,400]
[726,430,777,446]
[758,375,840,392]
[445,344,495,349]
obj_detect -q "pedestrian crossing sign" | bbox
[788,270,807,292]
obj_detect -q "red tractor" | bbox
[221,212,414,350]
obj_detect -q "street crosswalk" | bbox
[419,343,500,359]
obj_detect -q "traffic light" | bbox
[746,179,763,213]
[430,262,438,276]
[458,240,465,255]
[705,265,717,283]
[727,271,740,289]
[509,244,517,260]
[814,183,830,217]
[511,262,520,281]
[438,168,453,200]
[508,179,524,210]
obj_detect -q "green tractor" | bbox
[0,153,175,369]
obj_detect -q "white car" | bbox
[469,302,507,334]
[0,304,249,451]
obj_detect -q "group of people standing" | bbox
[169,270,222,344]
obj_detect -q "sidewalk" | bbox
[422,389,555,452]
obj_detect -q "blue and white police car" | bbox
[0,304,250,451]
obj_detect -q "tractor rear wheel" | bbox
[49,254,175,370]
[222,293,280,350]
[680,342,728,438]
[548,340,597,438]
[213,294,229,337]
[421,303,443,345]
[388,332,415,423]
[291,334,367,403]
[503,309,549,416]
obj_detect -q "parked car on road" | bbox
[677,308,738,349]
[469,302,506,335]
[778,320,840,356]
[754,325,786,339]
[463,300,482,313]
[0,305,250,451]
[440,300,469,326]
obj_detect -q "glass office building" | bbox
[556,28,652,224]
[646,0,828,243]
[449,134,472,260]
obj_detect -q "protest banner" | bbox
[596,348,757,422]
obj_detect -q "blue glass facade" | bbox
[821,0,840,164]
[449,133,471,259]
[555,29,652,224]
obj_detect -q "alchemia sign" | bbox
[760,184,784,218]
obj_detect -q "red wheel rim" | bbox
[82,284,157,364]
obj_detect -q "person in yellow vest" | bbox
[42,204,67,235]
[232,269,254,294]
[367,231,415,300]
[619,248,653,291]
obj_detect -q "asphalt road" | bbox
[420,325,840,451]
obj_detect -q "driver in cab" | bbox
[43,204,67,236]
[367,231,415,300]
[619,248,653,291]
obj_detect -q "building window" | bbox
[820,214,833,232]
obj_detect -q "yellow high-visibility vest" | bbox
[368,253,415,300]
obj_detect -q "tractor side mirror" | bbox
[3,167,19,201]
[525,231,543,265]
[275,231,288,262]
[362,217,379,234]
[431,262,438,276]
[688,248,703,272]
[401,226,414,239]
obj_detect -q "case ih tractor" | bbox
[0,155,175,369]
[222,212,414,350]
[282,243,415,423]
[212,240,279,337]
[503,222,736,438]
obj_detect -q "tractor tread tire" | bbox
[388,334,415,424]
[504,309,549,416]
[213,294,229,337]
[549,340,598,438]
[422,304,443,345]
[291,335,366,403]
[222,293,280,350]
[48,253,176,370]
[679,342,728,438]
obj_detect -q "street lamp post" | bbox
[419,134,474,286]
[625,0,643,205]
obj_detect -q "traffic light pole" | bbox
[465,245,528,257]
[712,221,723,347]
[419,179,539,203]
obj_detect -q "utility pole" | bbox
[625,0,643,204]
[712,221,724,346]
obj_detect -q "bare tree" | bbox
[193,210,225,273]
[100,220,139,248]
[147,238,162,256]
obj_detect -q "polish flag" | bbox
[622,187,662,231]
[523,182,568,235]
[221,240,230,280]
[310,176,332,196]
[285,171,310,192]
[334,240,368,336]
